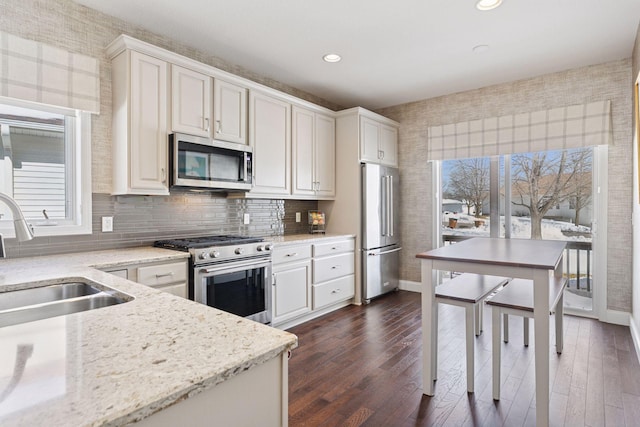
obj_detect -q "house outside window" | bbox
[0,98,92,237]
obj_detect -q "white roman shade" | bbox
[427,100,612,161]
[0,32,100,114]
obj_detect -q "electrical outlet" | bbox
[101,216,113,232]
[243,213,250,225]
[295,212,301,223]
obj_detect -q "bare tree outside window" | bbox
[511,148,592,239]
[445,158,489,217]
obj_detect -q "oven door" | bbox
[194,258,272,324]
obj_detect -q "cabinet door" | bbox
[249,91,291,195]
[380,124,398,167]
[292,106,315,196]
[129,51,169,194]
[360,116,380,163]
[314,113,336,198]
[171,65,211,137]
[273,260,312,324]
[213,79,247,144]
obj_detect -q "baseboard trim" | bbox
[630,315,640,367]
[602,309,630,326]
[399,280,421,293]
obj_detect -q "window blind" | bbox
[427,100,611,161]
[0,32,100,114]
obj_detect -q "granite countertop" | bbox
[0,247,298,426]
[270,233,356,246]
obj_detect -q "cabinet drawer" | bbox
[313,252,354,283]
[312,239,355,257]
[272,244,312,265]
[137,262,187,286]
[313,275,355,309]
[158,282,187,299]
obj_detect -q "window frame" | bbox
[434,145,609,320]
[0,96,92,238]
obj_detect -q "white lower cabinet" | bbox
[312,239,355,310]
[103,259,188,298]
[272,237,355,329]
[272,244,312,325]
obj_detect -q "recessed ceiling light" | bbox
[476,0,503,11]
[323,53,341,63]
[472,44,490,53]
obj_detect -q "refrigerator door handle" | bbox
[381,175,387,236]
[367,247,403,256]
[388,175,394,237]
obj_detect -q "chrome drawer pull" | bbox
[286,253,298,257]
[155,272,174,278]
[331,265,340,269]
[331,289,341,294]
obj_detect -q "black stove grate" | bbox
[154,235,264,251]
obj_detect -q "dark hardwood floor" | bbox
[287,291,640,426]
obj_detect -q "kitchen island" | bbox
[0,247,297,426]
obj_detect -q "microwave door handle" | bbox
[243,152,249,182]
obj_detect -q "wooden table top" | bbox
[416,237,566,270]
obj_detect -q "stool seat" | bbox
[486,277,567,313]
[434,273,509,393]
[436,273,509,303]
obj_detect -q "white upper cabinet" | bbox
[292,106,335,199]
[213,79,247,145]
[379,124,398,167]
[111,50,169,195]
[249,91,291,195]
[171,65,212,137]
[359,115,398,167]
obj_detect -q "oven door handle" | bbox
[200,258,272,275]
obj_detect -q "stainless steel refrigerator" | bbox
[361,163,402,302]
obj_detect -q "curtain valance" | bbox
[0,32,100,114]
[427,100,611,161]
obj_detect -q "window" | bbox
[441,147,597,313]
[0,97,91,237]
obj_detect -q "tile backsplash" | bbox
[5,190,318,258]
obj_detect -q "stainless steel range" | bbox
[154,235,273,324]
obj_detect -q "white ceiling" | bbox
[75,0,640,110]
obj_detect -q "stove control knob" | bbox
[210,251,220,258]
[235,248,245,255]
[198,252,209,260]
[264,244,273,251]
[256,245,264,251]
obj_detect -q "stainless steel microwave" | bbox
[169,133,252,191]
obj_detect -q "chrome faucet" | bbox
[0,191,34,245]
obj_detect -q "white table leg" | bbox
[421,259,435,395]
[492,306,501,400]
[533,268,550,427]
[465,305,475,393]
[503,313,509,343]
[556,292,564,354]
[524,317,530,347]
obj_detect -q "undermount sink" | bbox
[0,280,133,328]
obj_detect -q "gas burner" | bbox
[154,235,264,251]
[154,235,272,266]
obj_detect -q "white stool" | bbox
[487,277,568,401]
[434,273,509,393]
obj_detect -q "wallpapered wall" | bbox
[631,23,640,332]
[376,59,633,313]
